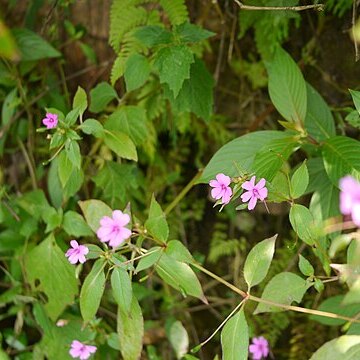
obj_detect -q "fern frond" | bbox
[208,238,241,264]
[158,0,188,26]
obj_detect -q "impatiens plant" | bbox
[3,1,360,359]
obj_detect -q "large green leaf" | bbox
[117,296,144,360]
[305,84,335,141]
[89,82,118,113]
[221,309,248,360]
[289,204,316,246]
[267,47,307,123]
[135,25,173,47]
[154,45,194,97]
[244,235,277,290]
[309,335,360,360]
[12,28,61,61]
[103,129,138,161]
[291,161,309,199]
[25,234,78,320]
[156,253,206,302]
[322,136,360,186]
[80,258,106,322]
[124,54,151,91]
[254,272,310,313]
[62,211,93,237]
[78,199,112,233]
[145,195,169,243]
[199,131,289,184]
[105,106,147,146]
[111,267,132,313]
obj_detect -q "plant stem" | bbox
[234,0,324,11]
[17,138,38,189]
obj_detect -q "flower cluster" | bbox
[249,336,269,360]
[209,173,268,210]
[69,340,97,360]
[339,175,360,226]
[42,112,58,129]
[65,240,89,264]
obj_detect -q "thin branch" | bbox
[352,0,359,61]
[234,0,324,11]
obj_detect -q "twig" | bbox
[234,0,324,11]
[352,0,359,61]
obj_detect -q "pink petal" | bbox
[222,187,232,204]
[255,178,266,190]
[70,347,82,358]
[340,192,353,215]
[100,216,113,227]
[79,245,89,255]
[71,340,83,350]
[78,254,87,264]
[257,187,268,200]
[248,196,258,210]
[242,176,256,191]
[216,173,231,186]
[85,345,97,354]
[112,210,130,226]
[209,179,220,188]
[68,253,80,264]
[65,248,75,257]
[352,203,360,226]
[70,240,79,249]
[97,226,114,242]
[241,191,252,203]
[79,350,91,360]
[211,186,223,200]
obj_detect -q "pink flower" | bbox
[209,173,232,204]
[42,113,58,129]
[97,210,131,248]
[340,175,360,226]
[249,336,269,360]
[241,176,268,210]
[65,240,89,264]
[69,340,97,360]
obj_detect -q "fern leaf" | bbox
[158,0,188,26]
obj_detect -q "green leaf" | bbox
[175,22,215,43]
[80,258,106,322]
[117,296,144,360]
[124,54,151,91]
[78,199,112,233]
[199,131,289,184]
[25,234,78,320]
[134,25,173,47]
[168,320,189,359]
[65,140,81,169]
[310,295,360,326]
[93,162,139,203]
[103,129,138,161]
[12,28,61,61]
[64,107,80,126]
[267,47,307,123]
[145,195,169,243]
[2,88,18,125]
[291,161,309,199]
[244,234,277,290]
[165,240,194,264]
[221,309,248,360]
[349,89,360,115]
[79,118,104,137]
[0,20,18,60]
[309,335,360,360]
[105,106,147,145]
[73,86,87,116]
[111,267,132,312]
[289,204,316,246]
[156,253,206,302]
[298,254,314,277]
[305,84,335,141]
[136,247,163,273]
[63,211,93,237]
[322,136,360,186]
[89,82,118,113]
[254,272,310,314]
[166,58,214,121]
[155,45,194,97]
[58,150,73,188]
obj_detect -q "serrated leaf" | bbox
[111,267,132,312]
[199,131,289,184]
[305,83,335,141]
[322,136,360,186]
[155,45,194,97]
[175,22,215,43]
[156,254,206,302]
[117,296,144,360]
[309,335,360,360]
[291,161,309,198]
[267,47,307,123]
[298,254,314,277]
[103,129,138,161]
[124,53,150,91]
[12,28,61,61]
[80,258,106,322]
[134,25,173,47]
[78,199,112,233]
[105,106,147,145]
[79,118,104,137]
[254,272,310,314]
[244,235,277,290]
[145,195,169,243]
[25,234,78,320]
[221,309,248,360]
[63,210,93,237]
[89,82,118,113]
[289,204,316,246]
[73,86,87,116]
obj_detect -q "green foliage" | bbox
[145,195,169,243]
[111,267,132,312]
[289,204,317,246]
[298,255,314,277]
[290,161,309,199]
[124,53,151,91]
[89,82,118,113]
[79,199,112,233]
